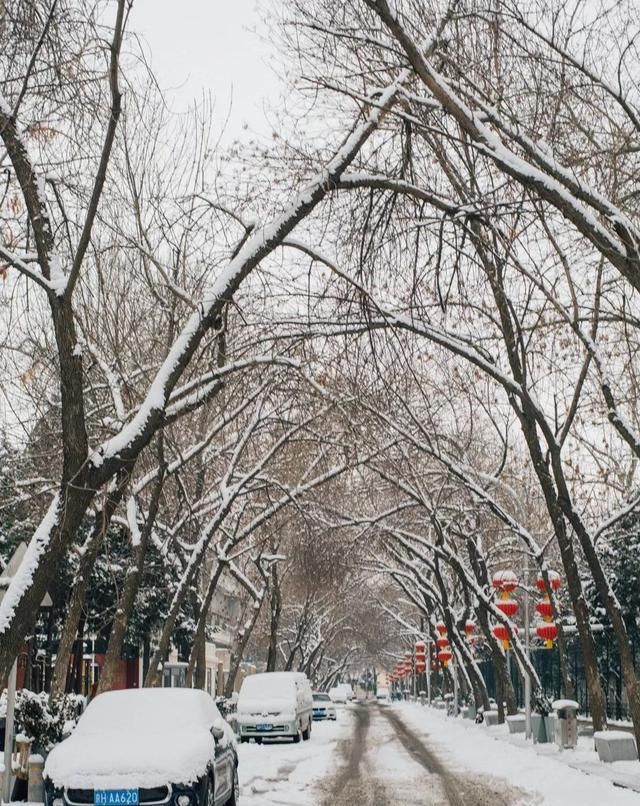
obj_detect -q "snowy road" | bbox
[318,702,525,805]
[237,701,526,805]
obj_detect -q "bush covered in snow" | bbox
[0,689,85,753]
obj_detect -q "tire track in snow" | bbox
[379,704,527,806]
[378,705,465,805]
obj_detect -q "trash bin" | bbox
[552,699,579,749]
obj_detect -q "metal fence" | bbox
[477,630,638,722]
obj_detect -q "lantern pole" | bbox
[453,657,459,716]
[427,637,432,705]
[524,553,532,740]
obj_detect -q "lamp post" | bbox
[524,556,532,740]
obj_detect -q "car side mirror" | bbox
[211,724,225,742]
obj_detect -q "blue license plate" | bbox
[95,791,139,806]
[256,723,273,731]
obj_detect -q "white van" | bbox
[329,682,353,703]
[236,671,313,743]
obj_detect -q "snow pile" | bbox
[396,703,640,805]
[45,689,231,789]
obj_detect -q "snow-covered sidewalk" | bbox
[396,702,640,805]
[237,708,352,804]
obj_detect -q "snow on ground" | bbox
[237,706,352,805]
[396,702,640,805]
[362,704,451,803]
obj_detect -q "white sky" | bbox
[130,0,282,143]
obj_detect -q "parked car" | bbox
[375,686,390,703]
[236,672,313,743]
[44,688,238,806]
[329,683,353,703]
[311,692,337,721]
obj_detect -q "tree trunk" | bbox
[457,636,490,710]
[224,598,264,699]
[51,478,128,697]
[553,457,640,747]
[476,244,608,731]
[184,563,226,688]
[266,566,281,672]
[97,537,148,694]
[518,417,607,730]
[142,633,151,682]
[98,470,164,694]
[73,613,85,695]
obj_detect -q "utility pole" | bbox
[524,554,532,739]
[426,635,431,705]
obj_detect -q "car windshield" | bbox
[313,693,331,701]
[240,674,296,698]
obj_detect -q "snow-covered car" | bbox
[375,687,390,703]
[311,692,337,721]
[44,688,238,806]
[236,672,313,743]
[329,683,352,703]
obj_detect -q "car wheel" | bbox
[225,765,239,806]
[302,722,310,741]
[292,729,301,743]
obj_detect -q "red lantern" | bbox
[415,661,426,673]
[535,571,561,592]
[536,623,558,648]
[493,623,518,649]
[464,620,476,636]
[415,641,426,653]
[492,570,518,592]
[436,621,447,635]
[493,624,510,642]
[438,649,453,666]
[536,623,557,640]
[535,600,554,620]
[496,598,519,618]
[436,636,449,649]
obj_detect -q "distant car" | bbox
[328,683,352,703]
[376,686,390,703]
[312,692,337,721]
[236,671,313,743]
[44,688,238,806]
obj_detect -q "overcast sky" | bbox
[130,0,282,143]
